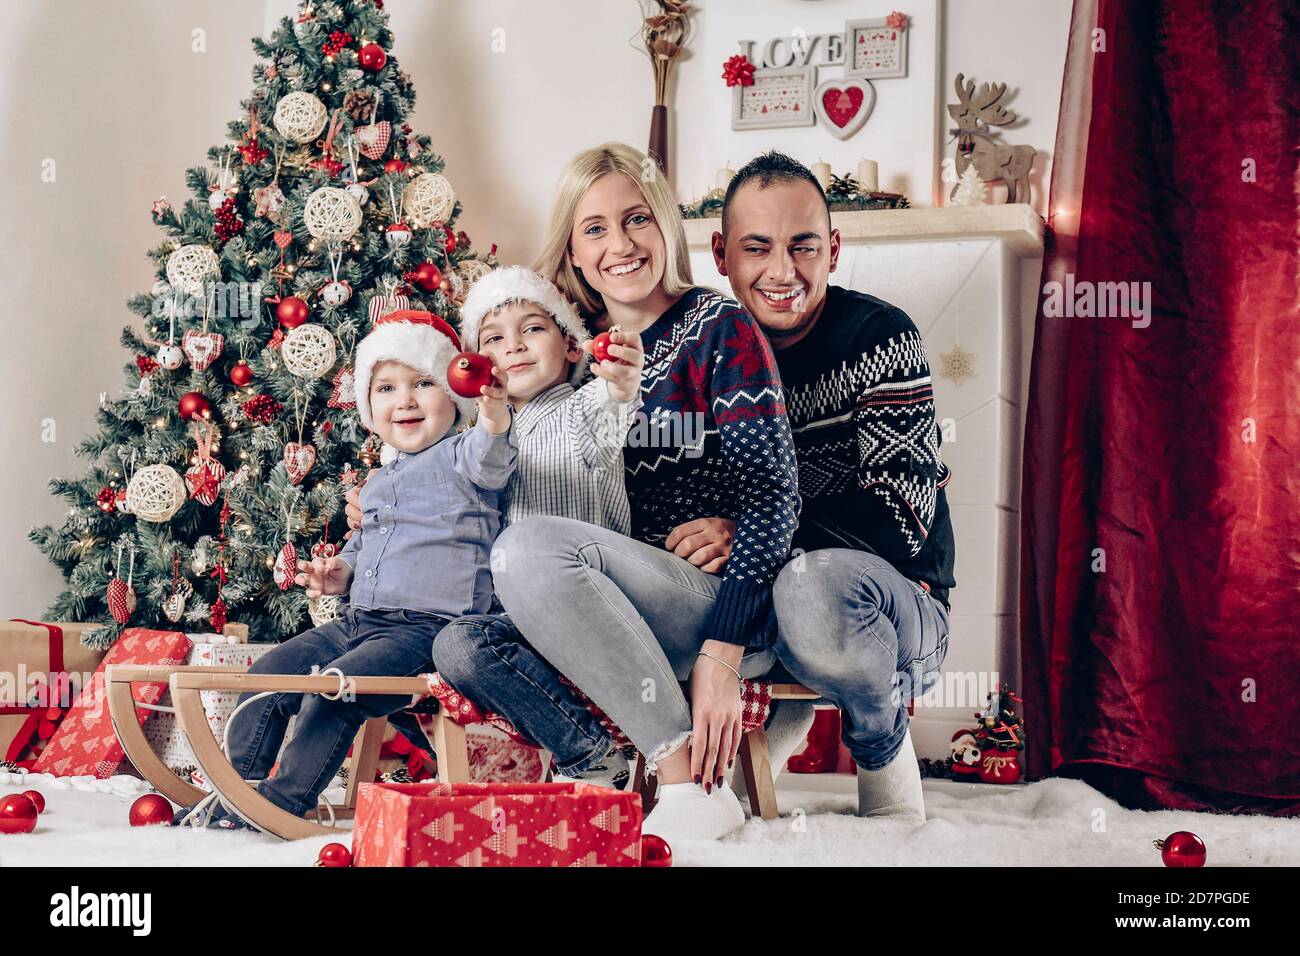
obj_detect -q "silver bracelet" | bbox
[697,651,743,684]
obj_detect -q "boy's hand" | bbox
[295,555,353,598]
[343,466,380,537]
[476,365,511,435]
[584,330,644,403]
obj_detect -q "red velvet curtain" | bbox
[1021,0,1300,813]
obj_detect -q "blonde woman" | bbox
[488,143,801,842]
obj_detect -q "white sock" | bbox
[732,700,817,815]
[856,726,926,823]
[642,781,746,842]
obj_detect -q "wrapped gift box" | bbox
[352,781,643,868]
[34,628,192,778]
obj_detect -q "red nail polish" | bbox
[705,782,712,794]
[693,775,701,785]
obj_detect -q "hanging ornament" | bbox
[282,324,338,378]
[178,391,212,422]
[403,172,455,228]
[156,344,183,369]
[182,330,225,372]
[342,136,371,206]
[312,521,340,559]
[357,102,392,160]
[385,222,411,249]
[255,181,286,220]
[106,541,138,625]
[185,420,226,506]
[273,91,329,144]
[458,258,493,290]
[322,280,352,306]
[166,244,220,297]
[304,186,363,242]
[284,442,317,485]
[384,158,409,175]
[328,365,357,410]
[308,594,342,627]
[126,464,186,522]
[357,42,387,72]
[1154,831,1206,868]
[208,498,232,632]
[115,488,130,514]
[162,550,193,623]
[273,491,300,591]
[368,288,410,322]
[229,360,254,387]
[405,261,443,294]
[277,296,310,329]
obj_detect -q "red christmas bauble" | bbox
[178,391,211,422]
[128,793,174,827]
[22,790,45,814]
[277,296,310,329]
[230,360,254,387]
[407,262,443,293]
[357,43,388,72]
[1155,831,1206,868]
[641,834,673,867]
[446,352,495,398]
[591,326,631,364]
[0,793,39,834]
[316,842,353,867]
[384,159,409,174]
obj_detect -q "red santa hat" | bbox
[354,309,477,432]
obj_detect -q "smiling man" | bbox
[711,151,956,822]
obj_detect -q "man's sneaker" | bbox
[552,743,630,791]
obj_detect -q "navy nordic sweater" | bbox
[624,287,800,648]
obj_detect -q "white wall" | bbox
[1,0,1069,618]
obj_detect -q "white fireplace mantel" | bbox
[685,204,1045,762]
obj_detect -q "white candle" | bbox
[856,159,879,193]
[811,161,833,192]
[716,167,735,191]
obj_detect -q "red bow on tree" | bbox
[721,54,756,88]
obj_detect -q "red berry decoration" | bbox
[214,197,245,245]
[128,793,174,827]
[321,30,354,57]
[136,353,160,375]
[406,261,443,294]
[591,326,630,364]
[178,390,212,422]
[316,842,353,867]
[1154,831,1206,868]
[239,138,269,165]
[229,360,254,387]
[357,42,388,72]
[0,793,39,834]
[641,833,673,867]
[446,352,495,398]
[22,790,45,814]
[277,295,310,329]
[384,159,409,174]
[242,394,282,424]
[97,487,118,514]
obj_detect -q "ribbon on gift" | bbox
[981,751,1018,779]
[2,620,73,766]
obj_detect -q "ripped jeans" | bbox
[489,516,775,770]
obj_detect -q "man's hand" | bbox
[665,517,736,574]
[294,555,354,598]
[689,640,744,792]
[343,467,379,538]
[584,329,645,403]
[476,365,511,435]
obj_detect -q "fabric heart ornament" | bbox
[106,578,136,624]
[185,460,227,506]
[273,230,293,250]
[182,331,225,371]
[357,120,392,160]
[813,78,876,140]
[284,442,317,485]
[273,541,298,591]
[328,365,357,410]
[311,540,340,559]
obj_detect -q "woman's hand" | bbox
[665,517,736,574]
[294,555,353,598]
[476,366,511,435]
[584,329,645,403]
[689,640,744,791]
[342,467,379,538]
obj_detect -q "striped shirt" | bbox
[498,379,640,535]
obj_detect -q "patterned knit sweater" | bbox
[624,287,801,648]
[775,285,956,606]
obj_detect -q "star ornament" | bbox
[151,197,171,216]
[939,344,976,385]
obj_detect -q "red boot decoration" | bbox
[787,707,841,774]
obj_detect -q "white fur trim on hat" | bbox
[354,315,477,432]
[459,265,591,387]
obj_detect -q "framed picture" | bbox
[731,65,817,130]
[845,18,909,80]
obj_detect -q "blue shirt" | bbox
[337,422,517,616]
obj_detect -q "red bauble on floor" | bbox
[22,790,46,814]
[641,834,673,867]
[316,842,353,867]
[0,793,39,834]
[1155,831,1206,867]
[128,793,174,827]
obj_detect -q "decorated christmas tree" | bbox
[29,0,495,647]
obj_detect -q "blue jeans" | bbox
[490,516,775,768]
[772,549,949,771]
[431,614,615,775]
[220,604,445,820]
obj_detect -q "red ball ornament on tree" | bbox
[357,43,388,72]
[316,842,353,867]
[277,295,310,329]
[230,360,254,387]
[384,159,409,175]
[178,391,211,422]
[22,790,46,814]
[446,352,494,398]
[641,834,673,867]
[0,793,40,835]
[406,262,443,294]
[129,793,174,827]
[1154,831,1206,868]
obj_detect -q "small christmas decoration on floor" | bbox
[1155,831,1206,868]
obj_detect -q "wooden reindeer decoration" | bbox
[947,73,1037,205]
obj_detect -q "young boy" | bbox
[205,309,516,829]
[346,266,646,789]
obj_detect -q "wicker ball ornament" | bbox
[403,173,455,228]
[309,594,342,627]
[165,245,220,297]
[273,91,329,144]
[125,464,188,523]
[303,187,364,241]
[281,324,338,378]
[458,258,493,289]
